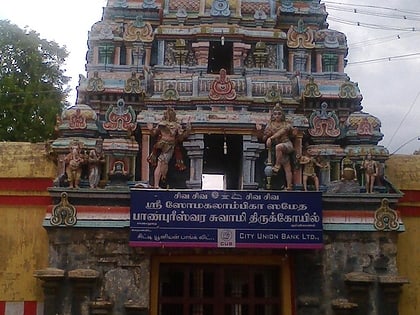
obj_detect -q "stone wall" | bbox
[43,226,404,315]
[295,231,401,315]
[44,228,150,315]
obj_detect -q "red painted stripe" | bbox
[0,178,53,191]
[0,301,5,315]
[324,210,374,218]
[24,301,37,315]
[398,190,420,202]
[0,196,52,206]
[397,206,420,217]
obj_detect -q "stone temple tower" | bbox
[39,1,408,315]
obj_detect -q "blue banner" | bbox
[129,190,323,249]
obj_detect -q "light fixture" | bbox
[223,134,227,155]
[221,31,225,46]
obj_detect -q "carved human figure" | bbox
[316,155,330,186]
[64,144,84,189]
[361,153,378,193]
[147,107,191,188]
[259,104,295,190]
[298,151,325,191]
[88,149,104,188]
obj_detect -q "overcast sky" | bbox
[1,0,420,154]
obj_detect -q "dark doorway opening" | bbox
[203,134,242,190]
[207,41,233,74]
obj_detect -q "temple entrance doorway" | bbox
[158,264,281,315]
[151,255,292,315]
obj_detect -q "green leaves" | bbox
[0,20,69,142]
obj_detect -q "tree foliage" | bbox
[0,20,69,142]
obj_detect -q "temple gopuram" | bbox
[36,1,409,315]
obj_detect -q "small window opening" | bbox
[207,41,233,74]
[120,44,127,65]
[98,45,114,66]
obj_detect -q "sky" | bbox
[1,0,420,154]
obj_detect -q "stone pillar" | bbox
[306,54,312,73]
[192,75,199,97]
[183,134,204,189]
[338,54,345,73]
[232,43,251,69]
[316,52,322,72]
[293,50,307,73]
[68,269,100,315]
[245,77,252,97]
[242,135,265,189]
[344,272,375,315]
[93,46,99,65]
[277,44,284,70]
[114,46,121,65]
[132,44,145,68]
[34,268,65,315]
[378,275,409,315]
[199,0,205,15]
[288,52,294,72]
[192,42,210,67]
[236,0,242,16]
[157,40,165,65]
[126,46,133,65]
[144,43,152,67]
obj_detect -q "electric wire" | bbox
[326,5,420,22]
[347,52,420,66]
[325,3,420,65]
[323,1,420,16]
[348,32,420,50]
[327,16,419,32]
[325,2,420,153]
[390,135,420,155]
[387,90,420,151]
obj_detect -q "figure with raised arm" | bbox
[261,104,295,190]
[298,150,325,191]
[147,106,191,188]
[64,143,84,189]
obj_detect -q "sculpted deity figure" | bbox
[88,149,105,189]
[147,106,191,188]
[258,104,295,190]
[361,153,378,193]
[64,143,85,189]
[298,151,326,191]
